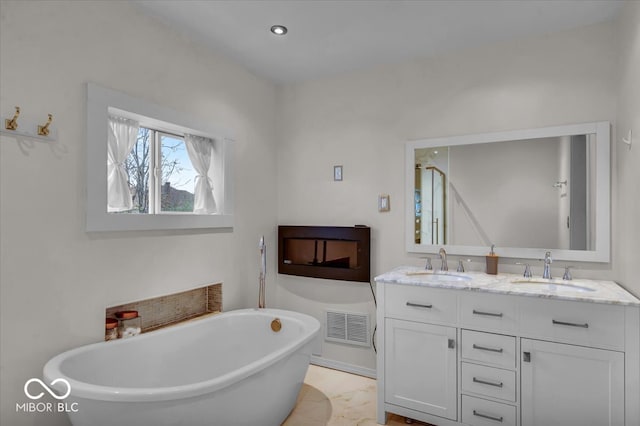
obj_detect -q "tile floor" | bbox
[282,365,434,426]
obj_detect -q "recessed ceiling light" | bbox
[270,25,288,36]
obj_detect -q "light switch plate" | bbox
[378,194,390,212]
[333,165,343,181]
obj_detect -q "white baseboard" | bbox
[310,355,377,379]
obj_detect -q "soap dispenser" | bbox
[486,244,499,275]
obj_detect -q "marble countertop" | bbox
[374,266,640,306]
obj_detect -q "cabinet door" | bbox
[521,339,624,426]
[385,318,457,420]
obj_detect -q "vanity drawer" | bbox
[519,297,625,350]
[462,395,516,426]
[462,330,516,369]
[385,284,457,324]
[462,362,516,402]
[460,292,518,333]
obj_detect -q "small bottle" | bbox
[105,318,118,341]
[116,310,142,338]
[486,244,499,275]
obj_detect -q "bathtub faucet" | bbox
[258,236,266,308]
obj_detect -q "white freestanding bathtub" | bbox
[43,308,320,426]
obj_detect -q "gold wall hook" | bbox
[37,114,53,136]
[5,106,20,131]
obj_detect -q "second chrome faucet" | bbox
[438,247,448,272]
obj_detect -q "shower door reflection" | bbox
[415,165,446,245]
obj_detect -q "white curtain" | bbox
[107,116,139,212]
[185,134,217,214]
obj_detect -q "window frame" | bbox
[87,83,234,232]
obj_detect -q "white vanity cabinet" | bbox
[520,339,624,426]
[376,275,640,426]
[383,285,458,420]
[385,319,457,420]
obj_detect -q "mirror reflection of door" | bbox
[415,165,446,245]
[569,135,588,250]
[558,135,590,251]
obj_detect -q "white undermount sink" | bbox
[510,278,596,293]
[405,271,472,283]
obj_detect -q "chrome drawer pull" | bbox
[473,377,504,388]
[473,410,504,423]
[472,344,504,353]
[472,309,503,318]
[406,302,433,309]
[552,319,589,328]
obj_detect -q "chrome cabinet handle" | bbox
[448,339,455,349]
[472,309,503,318]
[473,410,504,423]
[472,344,504,353]
[406,302,433,309]
[552,319,589,328]
[473,377,504,388]
[523,351,531,363]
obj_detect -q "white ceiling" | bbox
[132,0,623,85]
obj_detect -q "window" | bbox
[123,128,197,214]
[87,83,234,232]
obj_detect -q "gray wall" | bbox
[614,1,640,298]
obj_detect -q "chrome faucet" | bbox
[542,251,552,279]
[438,247,448,272]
